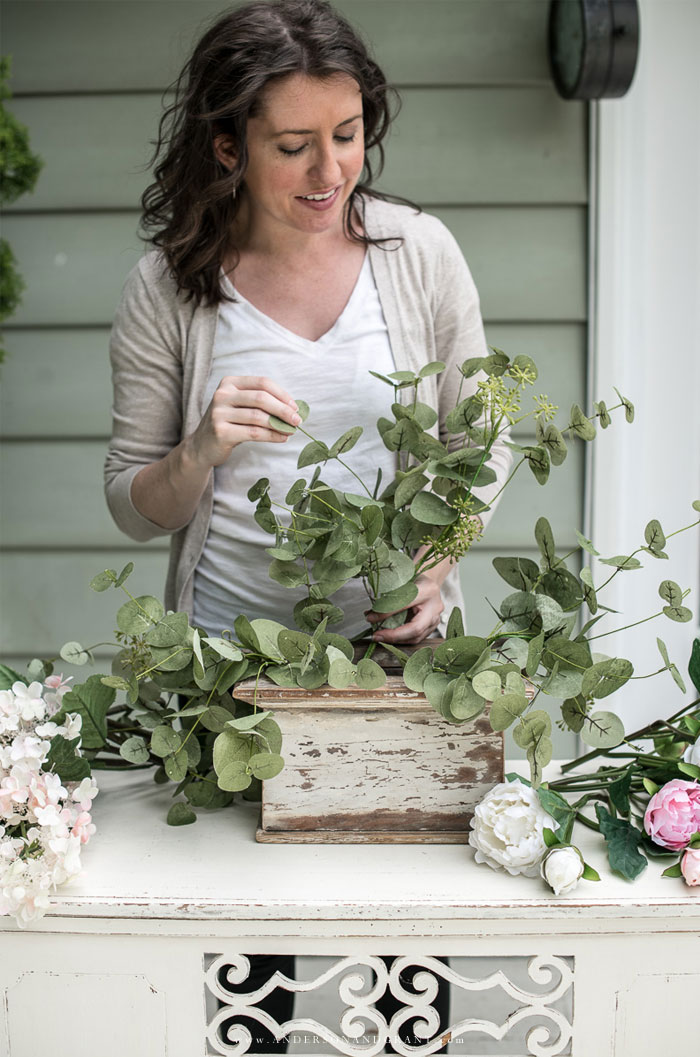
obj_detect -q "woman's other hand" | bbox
[365,573,445,644]
[186,375,302,469]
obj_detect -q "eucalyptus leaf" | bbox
[658,579,682,607]
[360,503,384,545]
[490,692,529,731]
[419,360,446,378]
[492,556,539,591]
[327,656,357,689]
[298,440,329,468]
[613,387,635,423]
[472,670,501,701]
[165,752,188,783]
[526,631,545,677]
[394,473,429,509]
[534,517,556,568]
[569,403,596,441]
[59,641,91,666]
[644,519,666,554]
[539,423,568,466]
[217,760,252,792]
[499,637,530,669]
[90,569,117,592]
[254,717,283,755]
[523,445,550,485]
[403,646,434,691]
[409,491,458,526]
[447,674,485,721]
[116,595,164,635]
[204,637,244,663]
[249,752,285,780]
[120,732,150,763]
[371,581,419,614]
[355,658,386,689]
[151,724,183,758]
[581,658,634,699]
[144,611,190,648]
[580,710,625,749]
[267,414,296,434]
[167,802,197,826]
[446,606,465,640]
[663,604,693,623]
[575,530,600,556]
[227,711,273,732]
[330,426,363,457]
[598,554,642,570]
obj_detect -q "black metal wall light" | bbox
[549,0,640,99]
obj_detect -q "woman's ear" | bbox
[213,134,238,172]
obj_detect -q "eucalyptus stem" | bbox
[296,424,373,497]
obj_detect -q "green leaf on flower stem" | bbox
[668,664,687,693]
[500,637,530,669]
[252,717,283,756]
[375,548,416,594]
[327,656,357,689]
[582,863,601,881]
[689,833,700,848]
[595,400,611,429]
[268,413,297,434]
[144,611,190,648]
[372,581,419,614]
[598,554,642,571]
[535,517,556,568]
[540,667,584,699]
[492,556,539,591]
[46,735,91,782]
[233,614,260,653]
[445,395,484,434]
[664,605,693,624]
[613,387,635,423]
[114,561,134,588]
[539,423,568,466]
[149,643,193,673]
[355,658,386,690]
[446,674,484,721]
[249,619,286,661]
[595,805,647,880]
[446,606,464,640]
[537,786,575,837]
[167,802,197,826]
[150,725,183,757]
[534,594,566,633]
[472,669,501,701]
[540,567,584,611]
[391,511,426,552]
[361,503,384,545]
[575,529,600,556]
[542,636,591,673]
[203,637,244,663]
[227,711,273,733]
[581,658,634,699]
[678,762,700,780]
[543,827,560,848]
[523,445,550,485]
[656,637,671,667]
[659,579,683,606]
[419,360,446,378]
[196,706,232,734]
[423,671,454,718]
[330,426,363,457]
[459,355,487,378]
[409,491,458,526]
[644,519,667,555]
[54,675,115,749]
[59,641,91,666]
[298,439,330,468]
[579,710,625,749]
[0,663,27,689]
[499,591,538,631]
[277,630,310,664]
[642,777,660,796]
[394,472,429,510]
[90,569,117,592]
[484,348,510,375]
[119,735,150,765]
[513,711,552,786]
[689,638,700,696]
[489,692,529,731]
[693,500,700,513]
[116,595,164,635]
[100,675,131,692]
[403,646,434,691]
[165,751,188,783]
[249,752,285,780]
[661,861,684,878]
[523,631,543,679]
[579,566,598,614]
[569,403,596,441]
[383,418,422,452]
[607,766,634,816]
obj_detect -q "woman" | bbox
[105,0,511,1049]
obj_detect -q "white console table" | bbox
[1,764,698,1057]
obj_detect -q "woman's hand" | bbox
[365,573,445,644]
[186,375,301,469]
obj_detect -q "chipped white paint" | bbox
[235,677,503,842]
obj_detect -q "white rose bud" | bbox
[540,845,585,896]
[683,736,700,768]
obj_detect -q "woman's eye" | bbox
[278,133,357,157]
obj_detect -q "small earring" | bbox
[232,183,237,201]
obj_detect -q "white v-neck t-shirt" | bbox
[192,253,397,639]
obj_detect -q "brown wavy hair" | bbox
[140,0,407,306]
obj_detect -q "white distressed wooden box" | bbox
[234,672,503,844]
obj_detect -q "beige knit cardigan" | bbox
[105,196,512,629]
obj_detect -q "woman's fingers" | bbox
[368,575,444,644]
[216,377,301,429]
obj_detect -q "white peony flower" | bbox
[540,845,585,895]
[683,736,700,768]
[11,681,47,723]
[468,779,557,877]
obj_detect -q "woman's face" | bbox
[220,72,365,243]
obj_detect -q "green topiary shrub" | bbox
[0,55,43,363]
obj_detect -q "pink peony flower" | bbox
[644,779,700,850]
[680,848,700,886]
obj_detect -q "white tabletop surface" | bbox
[12,761,696,927]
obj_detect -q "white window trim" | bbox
[588,0,700,726]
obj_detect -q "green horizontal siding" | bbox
[0,440,584,549]
[3,1,552,93]
[2,208,587,326]
[0,324,586,439]
[7,88,586,211]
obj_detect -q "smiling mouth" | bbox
[297,187,339,201]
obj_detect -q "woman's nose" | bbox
[308,141,342,186]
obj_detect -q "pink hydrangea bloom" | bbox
[644,779,700,851]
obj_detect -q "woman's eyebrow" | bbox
[272,113,363,137]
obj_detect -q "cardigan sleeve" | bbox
[104,255,187,541]
[429,219,513,531]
